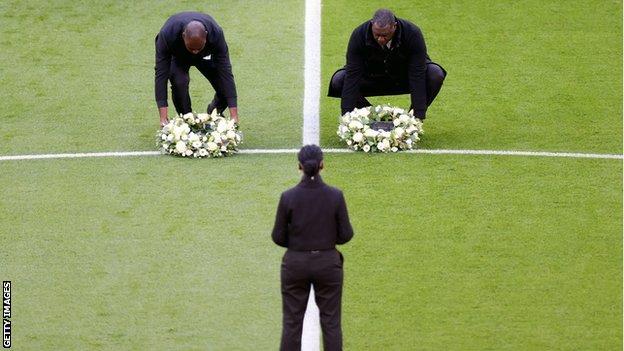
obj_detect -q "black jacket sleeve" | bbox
[335,191,354,244]
[341,29,365,114]
[406,27,428,118]
[211,28,237,108]
[154,34,171,108]
[271,193,289,247]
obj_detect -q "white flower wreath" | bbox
[157,110,242,158]
[337,105,424,153]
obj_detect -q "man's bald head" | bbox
[182,21,207,54]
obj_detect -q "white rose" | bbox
[175,141,187,153]
[391,147,398,152]
[206,142,218,151]
[394,127,405,138]
[376,142,385,151]
[185,149,193,156]
[399,114,410,124]
[348,120,363,130]
[357,108,370,117]
[199,149,208,157]
[352,132,364,143]
[197,113,209,122]
[188,132,199,143]
[346,139,352,146]
[161,134,167,141]
[217,120,228,133]
[364,128,378,138]
[182,112,194,121]
[226,130,236,140]
[406,138,413,145]
[363,144,371,152]
[192,141,202,149]
[221,145,227,151]
[382,139,391,149]
[166,134,174,142]
[406,126,416,134]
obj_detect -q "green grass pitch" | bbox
[0,0,621,350]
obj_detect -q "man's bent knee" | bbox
[328,69,346,97]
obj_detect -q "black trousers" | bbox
[169,56,228,115]
[280,249,344,351]
[328,62,447,117]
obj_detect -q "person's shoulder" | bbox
[398,18,422,36]
[350,21,370,37]
[323,184,344,198]
[280,186,299,199]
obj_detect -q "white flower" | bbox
[166,134,174,142]
[192,141,202,149]
[221,146,227,151]
[356,107,370,117]
[182,112,194,121]
[391,147,398,152]
[377,139,390,151]
[364,128,378,138]
[406,125,417,134]
[161,134,167,140]
[363,144,371,152]
[346,139,352,146]
[352,132,364,143]
[348,120,364,130]
[393,119,401,126]
[338,125,349,135]
[226,130,236,140]
[185,149,193,156]
[399,114,410,124]
[199,149,208,157]
[188,132,200,143]
[175,141,187,153]
[394,127,405,138]
[206,142,218,151]
[216,120,228,133]
[196,113,209,122]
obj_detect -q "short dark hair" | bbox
[298,145,323,177]
[372,8,396,27]
[184,21,207,39]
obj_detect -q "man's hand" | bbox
[229,107,239,123]
[159,107,169,127]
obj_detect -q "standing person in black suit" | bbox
[272,145,354,351]
[155,12,239,127]
[328,8,446,120]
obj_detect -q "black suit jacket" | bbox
[154,12,237,108]
[272,176,354,251]
[342,18,429,117]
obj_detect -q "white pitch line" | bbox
[0,149,621,161]
[302,0,321,146]
[301,0,323,347]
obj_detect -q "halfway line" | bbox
[0,149,622,161]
